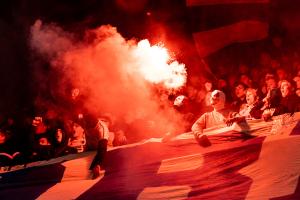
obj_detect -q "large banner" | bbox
[0,113,300,199]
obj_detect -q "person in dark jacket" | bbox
[261,88,283,121]
[279,80,300,114]
[230,82,248,112]
[52,127,77,158]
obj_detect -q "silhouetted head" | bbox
[269,88,282,108]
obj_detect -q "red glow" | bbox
[30,22,186,137]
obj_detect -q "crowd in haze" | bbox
[182,34,300,117]
[1,34,300,170]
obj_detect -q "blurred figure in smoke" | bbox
[30,116,53,161]
[192,90,231,147]
[67,121,87,153]
[60,87,90,152]
[71,88,80,100]
[174,95,196,124]
[86,113,127,179]
[161,94,196,143]
[52,127,77,157]
[88,115,111,179]
[186,85,203,116]
[112,129,127,147]
[70,88,85,119]
[62,87,87,125]
[173,95,186,106]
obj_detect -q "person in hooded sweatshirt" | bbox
[192,90,231,147]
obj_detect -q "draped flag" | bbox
[186,0,269,57]
[0,113,300,199]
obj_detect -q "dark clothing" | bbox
[53,144,77,157]
[267,88,284,116]
[32,144,53,161]
[231,98,247,113]
[89,139,107,170]
[0,138,22,166]
[60,94,88,129]
[280,94,300,114]
[51,130,77,158]
[174,101,197,132]
[249,101,264,119]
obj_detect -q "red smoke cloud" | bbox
[30,20,188,138]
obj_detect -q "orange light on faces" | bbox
[133,40,187,90]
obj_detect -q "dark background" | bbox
[0,0,299,115]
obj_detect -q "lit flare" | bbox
[133,40,187,89]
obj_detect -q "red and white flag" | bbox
[187,0,269,57]
[1,113,300,199]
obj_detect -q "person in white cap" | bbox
[191,90,231,146]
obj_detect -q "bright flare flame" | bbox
[133,40,187,89]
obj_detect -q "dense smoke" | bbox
[30,20,188,138]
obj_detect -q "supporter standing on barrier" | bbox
[88,115,111,179]
[191,90,231,147]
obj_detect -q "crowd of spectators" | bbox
[165,35,300,143]
[0,87,127,169]
[1,34,300,169]
[176,35,300,120]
